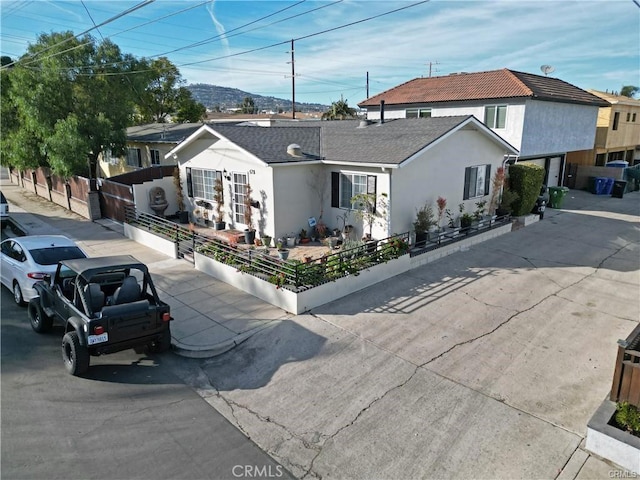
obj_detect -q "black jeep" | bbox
[28,255,172,376]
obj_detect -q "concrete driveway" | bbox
[171,190,639,479]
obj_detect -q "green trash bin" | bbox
[549,186,569,208]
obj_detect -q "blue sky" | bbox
[1,0,638,107]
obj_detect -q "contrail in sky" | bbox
[206,0,233,82]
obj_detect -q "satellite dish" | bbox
[540,65,555,76]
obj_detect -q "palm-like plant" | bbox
[322,96,357,120]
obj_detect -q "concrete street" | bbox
[170,190,640,479]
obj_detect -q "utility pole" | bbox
[287,39,296,119]
[427,61,439,78]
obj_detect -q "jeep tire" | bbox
[62,331,89,376]
[28,299,53,333]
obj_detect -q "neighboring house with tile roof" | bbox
[358,69,608,187]
[98,123,203,178]
[566,90,640,167]
[165,116,518,241]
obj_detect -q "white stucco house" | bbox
[358,69,609,187]
[165,116,519,242]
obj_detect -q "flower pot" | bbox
[300,238,310,244]
[262,236,272,248]
[415,231,428,247]
[215,221,226,231]
[286,237,296,247]
[277,249,289,260]
[244,229,256,245]
[177,211,189,224]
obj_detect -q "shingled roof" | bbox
[127,123,203,143]
[190,116,517,166]
[358,69,608,108]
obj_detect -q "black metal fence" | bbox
[124,205,511,292]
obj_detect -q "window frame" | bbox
[406,108,432,119]
[339,172,368,209]
[150,149,161,166]
[613,112,620,131]
[484,105,507,129]
[463,165,491,200]
[232,172,248,225]
[190,168,217,201]
[126,148,142,168]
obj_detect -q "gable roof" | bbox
[127,123,203,143]
[167,116,518,168]
[358,69,609,108]
[588,89,640,107]
[317,116,517,166]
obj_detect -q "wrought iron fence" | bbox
[124,205,411,292]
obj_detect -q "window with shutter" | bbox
[463,165,491,199]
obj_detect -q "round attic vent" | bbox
[287,143,302,157]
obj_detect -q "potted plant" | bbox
[261,235,272,248]
[276,240,289,260]
[202,210,210,226]
[474,200,487,227]
[299,228,310,244]
[350,192,388,241]
[213,177,226,230]
[243,183,255,244]
[173,167,189,224]
[436,196,447,230]
[413,202,435,247]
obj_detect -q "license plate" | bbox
[88,333,108,345]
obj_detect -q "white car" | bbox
[1,235,87,305]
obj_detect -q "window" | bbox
[232,172,248,224]
[613,112,620,130]
[484,105,507,129]
[463,165,491,199]
[104,149,119,165]
[150,149,160,165]
[633,113,637,122]
[627,113,631,122]
[190,168,216,201]
[126,148,142,168]
[331,172,376,209]
[406,108,432,118]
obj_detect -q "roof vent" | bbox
[287,143,303,157]
[357,120,369,128]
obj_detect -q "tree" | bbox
[322,96,357,120]
[239,96,255,114]
[174,86,206,122]
[620,85,639,98]
[2,32,139,178]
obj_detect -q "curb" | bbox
[171,321,277,359]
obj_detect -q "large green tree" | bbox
[136,57,205,123]
[620,85,639,98]
[2,32,141,178]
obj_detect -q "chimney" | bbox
[378,100,385,125]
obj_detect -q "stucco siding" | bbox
[391,129,508,233]
[521,100,598,156]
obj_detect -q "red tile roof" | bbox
[358,69,608,108]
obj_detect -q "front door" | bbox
[232,172,248,228]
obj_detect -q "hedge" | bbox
[508,163,545,216]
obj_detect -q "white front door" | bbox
[232,172,248,227]
[548,157,562,187]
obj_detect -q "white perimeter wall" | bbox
[132,176,178,216]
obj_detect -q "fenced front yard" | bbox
[123,206,513,313]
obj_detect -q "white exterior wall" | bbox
[520,100,599,157]
[321,166,392,240]
[176,136,275,233]
[390,129,509,233]
[367,101,526,151]
[131,177,177,216]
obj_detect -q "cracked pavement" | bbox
[171,190,639,479]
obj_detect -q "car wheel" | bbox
[28,299,53,333]
[149,329,172,353]
[12,281,24,306]
[62,331,89,376]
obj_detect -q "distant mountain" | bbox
[187,83,329,113]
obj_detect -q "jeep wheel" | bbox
[149,329,172,353]
[13,281,24,306]
[62,331,89,376]
[28,299,53,333]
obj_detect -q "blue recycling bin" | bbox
[603,177,615,195]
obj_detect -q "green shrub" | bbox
[615,402,640,434]
[508,163,545,216]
